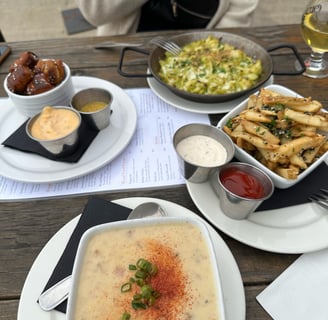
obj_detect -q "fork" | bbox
[94,36,182,54]
[94,40,150,49]
[308,188,328,210]
[149,36,182,55]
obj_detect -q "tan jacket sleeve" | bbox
[208,0,259,28]
[77,0,148,35]
[77,0,148,26]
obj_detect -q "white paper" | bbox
[257,248,328,320]
[0,88,210,201]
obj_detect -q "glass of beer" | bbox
[301,0,328,78]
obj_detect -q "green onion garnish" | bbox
[136,278,145,287]
[132,301,147,310]
[135,270,147,279]
[121,282,132,293]
[120,258,160,319]
[121,311,131,320]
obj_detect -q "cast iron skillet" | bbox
[118,31,305,103]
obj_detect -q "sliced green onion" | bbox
[133,293,142,300]
[136,258,147,268]
[121,282,132,293]
[140,284,153,298]
[135,270,147,279]
[120,258,160,313]
[132,301,147,310]
[147,296,156,307]
[149,264,158,276]
[136,278,145,287]
[121,311,131,320]
[137,258,151,272]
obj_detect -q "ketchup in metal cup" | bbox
[220,167,265,199]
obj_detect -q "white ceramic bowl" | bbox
[4,63,74,118]
[218,84,328,189]
[67,216,226,320]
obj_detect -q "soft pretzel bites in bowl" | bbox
[218,84,328,188]
[4,52,74,117]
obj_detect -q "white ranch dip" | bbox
[176,134,227,167]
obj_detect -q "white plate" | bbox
[147,74,274,114]
[186,180,328,254]
[17,197,245,320]
[0,76,137,183]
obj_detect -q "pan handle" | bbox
[267,44,306,75]
[117,47,153,78]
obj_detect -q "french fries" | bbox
[223,88,328,180]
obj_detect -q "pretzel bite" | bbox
[9,51,38,72]
[34,59,65,85]
[26,73,54,95]
[6,64,34,94]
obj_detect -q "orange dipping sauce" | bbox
[220,167,265,199]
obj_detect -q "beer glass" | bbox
[301,0,328,78]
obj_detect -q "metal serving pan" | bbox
[118,31,305,103]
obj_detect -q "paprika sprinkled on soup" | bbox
[220,166,265,198]
[72,221,221,320]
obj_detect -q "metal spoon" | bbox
[38,202,167,311]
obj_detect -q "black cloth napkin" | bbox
[258,161,328,211]
[39,197,132,313]
[2,119,98,163]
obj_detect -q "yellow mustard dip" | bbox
[30,106,80,140]
[79,101,107,112]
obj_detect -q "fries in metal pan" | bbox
[223,88,328,180]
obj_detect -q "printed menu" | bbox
[0,88,210,201]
